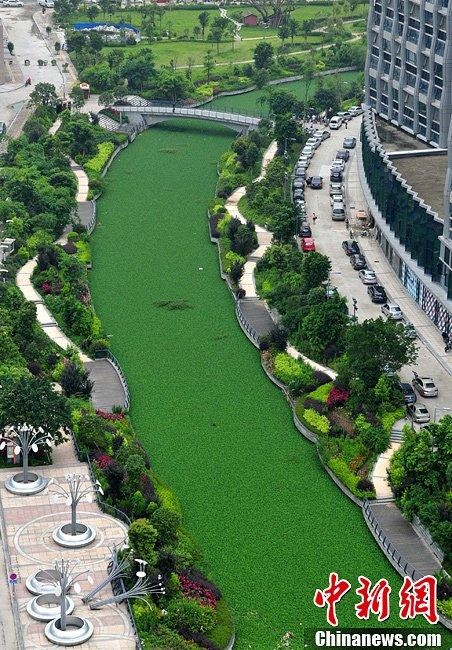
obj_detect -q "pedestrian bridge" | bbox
[114,104,262,133]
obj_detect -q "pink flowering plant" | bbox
[327,387,350,409]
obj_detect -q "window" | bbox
[436,41,445,55]
[424,35,432,48]
[444,247,451,266]
[407,28,418,43]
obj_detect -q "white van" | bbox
[329,116,343,129]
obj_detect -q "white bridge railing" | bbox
[115,104,261,126]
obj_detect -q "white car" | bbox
[298,156,310,168]
[358,269,377,284]
[348,105,364,116]
[305,138,320,149]
[301,147,315,159]
[329,116,343,129]
[313,129,331,141]
[381,302,403,320]
[331,159,345,172]
[330,193,345,206]
[3,0,24,6]
[38,0,54,5]
[330,182,343,196]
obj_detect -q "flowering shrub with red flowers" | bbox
[327,387,350,409]
[93,452,113,469]
[179,574,219,608]
[95,409,125,421]
[42,281,62,295]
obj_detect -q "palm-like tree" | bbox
[198,11,210,40]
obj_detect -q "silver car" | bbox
[407,403,430,423]
[381,303,403,320]
[358,269,377,284]
[412,375,438,398]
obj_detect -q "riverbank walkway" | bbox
[0,438,136,649]
[15,122,128,412]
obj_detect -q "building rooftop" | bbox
[375,117,428,152]
[389,154,447,219]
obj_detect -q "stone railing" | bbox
[235,301,260,348]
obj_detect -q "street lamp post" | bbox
[82,544,132,605]
[51,474,103,548]
[1,424,52,495]
[352,297,358,322]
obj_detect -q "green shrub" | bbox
[85,141,115,174]
[151,507,181,546]
[438,598,452,618]
[154,475,182,516]
[209,598,234,649]
[327,457,375,498]
[307,382,333,403]
[75,240,91,265]
[166,597,216,635]
[303,408,330,434]
[142,626,193,650]
[379,407,405,434]
[128,518,158,567]
[132,599,160,633]
[273,353,314,391]
[72,410,113,454]
[124,454,146,491]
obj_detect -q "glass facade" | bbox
[361,123,443,281]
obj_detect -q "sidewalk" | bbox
[0,439,136,649]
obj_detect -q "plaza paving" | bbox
[0,439,136,649]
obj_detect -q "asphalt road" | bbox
[301,117,451,424]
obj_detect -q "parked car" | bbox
[331,159,345,172]
[293,189,304,201]
[330,193,345,206]
[301,237,316,252]
[343,137,357,149]
[407,403,430,423]
[39,0,54,6]
[293,179,305,189]
[358,268,377,284]
[336,149,350,162]
[299,223,312,238]
[337,111,352,122]
[368,284,388,303]
[398,382,417,405]
[294,168,306,178]
[305,138,320,150]
[381,302,403,320]
[3,0,24,5]
[330,182,343,196]
[400,321,417,339]
[301,147,315,158]
[348,105,364,116]
[331,204,346,221]
[329,116,343,129]
[313,129,331,141]
[342,240,360,256]
[310,176,323,189]
[330,170,343,183]
[350,254,367,270]
[298,156,310,167]
[412,375,438,397]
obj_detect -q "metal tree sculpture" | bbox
[1,424,53,495]
[82,544,132,604]
[89,559,165,609]
[51,474,103,548]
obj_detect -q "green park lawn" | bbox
[207,70,362,114]
[89,116,444,648]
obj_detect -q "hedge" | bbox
[85,141,115,174]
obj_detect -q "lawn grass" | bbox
[207,70,362,114]
[89,117,448,648]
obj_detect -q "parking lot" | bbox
[299,116,452,424]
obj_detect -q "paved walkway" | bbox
[0,440,136,649]
[225,141,336,379]
[371,442,400,500]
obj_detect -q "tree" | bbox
[0,376,71,442]
[86,4,99,21]
[231,136,260,169]
[193,25,201,40]
[278,23,290,45]
[209,16,228,54]
[266,89,296,115]
[288,18,298,43]
[128,518,158,567]
[7,42,14,56]
[198,11,210,39]
[98,0,110,17]
[29,82,57,107]
[98,90,114,106]
[59,116,97,157]
[273,112,300,150]
[300,251,331,292]
[66,31,87,54]
[203,50,215,81]
[253,68,270,89]
[247,0,293,26]
[60,362,93,398]
[298,295,349,361]
[342,318,418,389]
[301,19,314,41]
[300,58,317,102]
[88,31,104,53]
[120,49,155,91]
[270,204,298,242]
[155,70,190,104]
[253,41,274,69]
[141,16,156,41]
[312,84,341,115]
[69,86,85,110]
[106,48,124,69]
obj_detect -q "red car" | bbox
[301,237,316,252]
